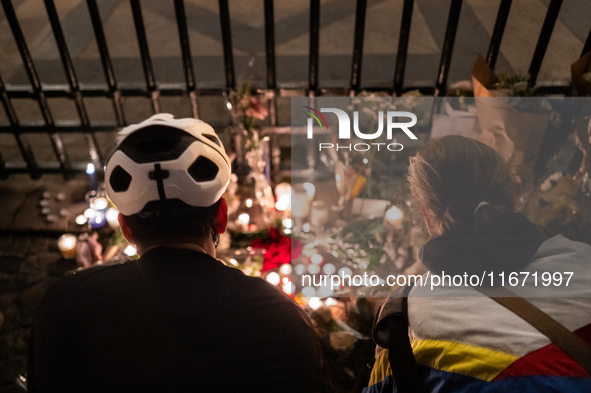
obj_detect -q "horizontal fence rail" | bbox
[0,0,589,178]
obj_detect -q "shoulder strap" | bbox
[476,285,591,375]
[372,285,427,393]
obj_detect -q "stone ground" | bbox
[0,234,76,388]
[0,174,90,388]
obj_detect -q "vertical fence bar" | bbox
[350,0,367,94]
[486,0,511,70]
[263,0,278,177]
[1,0,71,178]
[130,0,160,113]
[434,0,463,97]
[86,0,125,126]
[174,0,199,119]
[218,0,236,90]
[528,0,562,87]
[393,0,413,96]
[44,0,101,170]
[582,26,591,56]
[309,0,320,94]
[264,0,276,90]
[0,74,40,178]
[0,150,5,179]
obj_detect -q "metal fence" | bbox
[0,0,590,179]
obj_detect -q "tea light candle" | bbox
[238,213,250,226]
[266,272,280,285]
[385,206,404,228]
[75,214,88,225]
[280,263,292,275]
[84,208,95,219]
[310,200,329,228]
[124,245,137,256]
[93,197,109,211]
[58,234,77,259]
[282,218,293,229]
[282,281,295,295]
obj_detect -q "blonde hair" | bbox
[408,135,515,236]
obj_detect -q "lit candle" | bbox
[322,263,336,275]
[338,267,352,278]
[274,182,292,211]
[280,263,292,275]
[291,184,310,219]
[57,234,77,259]
[238,213,250,226]
[308,297,323,310]
[385,206,404,228]
[275,194,291,211]
[302,286,316,297]
[282,281,295,295]
[124,245,137,257]
[84,208,95,219]
[106,208,120,230]
[310,253,323,265]
[93,197,108,211]
[75,214,88,225]
[310,200,329,228]
[282,218,293,229]
[266,271,280,285]
[275,183,291,199]
[303,182,315,201]
[294,264,306,275]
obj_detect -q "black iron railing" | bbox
[0,0,590,179]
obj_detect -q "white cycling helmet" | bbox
[105,114,231,216]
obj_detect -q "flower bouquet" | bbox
[231,81,275,223]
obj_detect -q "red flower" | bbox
[250,238,266,249]
[249,227,301,273]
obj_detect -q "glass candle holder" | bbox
[57,234,77,259]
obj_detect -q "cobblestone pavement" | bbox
[0,234,76,385]
[0,174,90,385]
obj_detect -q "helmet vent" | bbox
[202,134,221,146]
[118,125,197,163]
[188,156,219,182]
[110,165,132,192]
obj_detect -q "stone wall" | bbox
[0,235,76,385]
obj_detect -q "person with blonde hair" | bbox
[365,135,591,393]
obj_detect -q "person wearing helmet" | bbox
[27,114,321,392]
